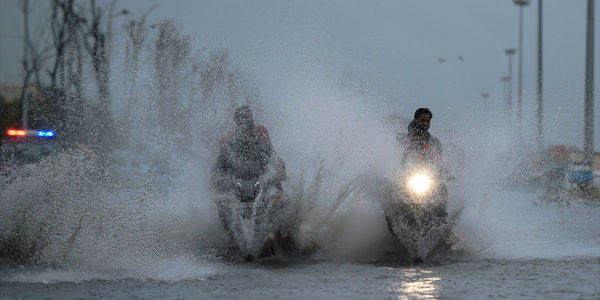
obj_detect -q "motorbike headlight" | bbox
[407,173,433,195]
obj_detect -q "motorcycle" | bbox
[214,155,296,261]
[384,162,454,262]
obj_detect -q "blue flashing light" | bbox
[36,130,55,137]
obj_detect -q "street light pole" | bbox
[514,0,531,140]
[501,75,511,119]
[505,48,517,122]
[518,5,524,138]
[482,92,490,125]
[584,0,595,169]
[537,0,544,154]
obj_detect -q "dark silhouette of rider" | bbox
[211,105,286,192]
[211,105,287,231]
[398,108,449,218]
[399,108,444,168]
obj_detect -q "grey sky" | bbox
[0,0,598,149]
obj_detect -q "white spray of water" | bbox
[449,120,600,259]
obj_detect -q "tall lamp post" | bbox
[536,0,544,154]
[501,75,511,119]
[482,92,490,126]
[505,48,517,121]
[513,0,531,140]
[482,92,490,111]
[584,0,595,172]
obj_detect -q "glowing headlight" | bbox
[407,173,432,195]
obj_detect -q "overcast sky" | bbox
[0,0,598,149]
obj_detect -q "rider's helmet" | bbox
[413,108,432,119]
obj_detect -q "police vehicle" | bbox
[0,129,58,175]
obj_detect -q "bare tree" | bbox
[152,19,191,131]
[75,0,127,149]
[68,12,85,101]
[123,5,156,119]
[18,0,54,128]
[199,51,230,103]
[84,0,110,119]
[47,0,72,90]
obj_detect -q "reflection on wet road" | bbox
[2,258,599,300]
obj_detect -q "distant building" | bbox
[553,145,600,174]
[569,149,585,163]
[548,145,570,165]
[0,86,22,103]
[0,86,43,103]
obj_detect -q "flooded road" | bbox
[2,158,600,300]
[2,257,599,299]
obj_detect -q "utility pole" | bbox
[501,76,511,120]
[537,0,544,154]
[514,0,531,140]
[584,0,595,170]
[518,5,524,139]
[482,92,490,126]
[482,92,490,113]
[505,48,517,121]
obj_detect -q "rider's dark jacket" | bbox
[397,120,444,167]
[213,125,273,182]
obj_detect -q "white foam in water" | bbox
[4,270,114,284]
[4,256,220,283]
[0,149,223,283]
[449,125,600,260]
[135,256,220,282]
[455,188,600,259]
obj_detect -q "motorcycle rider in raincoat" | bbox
[397,108,449,218]
[211,105,287,229]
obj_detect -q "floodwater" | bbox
[2,186,600,300]
[2,257,599,299]
[0,257,600,299]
